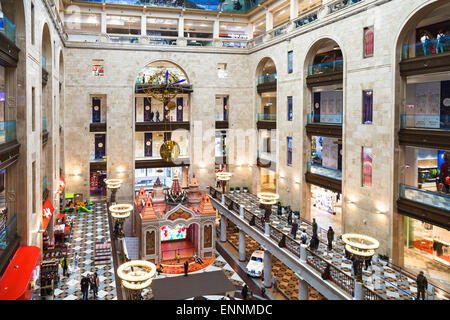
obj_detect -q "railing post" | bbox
[300,244,307,263]
[220,215,227,243]
[265,222,270,236]
[221,194,225,205]
[354,281,364,300]
[263,247,272,288]
[239,205,244,218]
[295,273,308,300]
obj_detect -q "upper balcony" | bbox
[257,113,276,130]
[399,115,450,150]
[306,59,343,88]
[400,37,450,77]
[215,112,229,129]
[0,13,19,67]
[42,56,49,86]
[256,73,277,94]
[306,113,342,138]
[305,162,342,193]
[398,184,449,231]
[42,118,49,146]
[90,115,107,132]
[0,121,20,170]
[257,150,276,170]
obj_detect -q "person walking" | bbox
[416,271,428,300]
[276,201,282,216]
[300,231,307,245]
[312,218,318,238]
[157,264,164,275]
[327,226,335,250]
[61,256,69,277]
[287,206,292,225]
[364,256,372,270]
[177,252,181,263]
[80,275,91,300]
[241,284,248,300]
[183,260,189,276]
[91,272,100,299]
[272,274,277,292]
[291,219,299,240]
[421,33,430,55]
[309,234,319,250]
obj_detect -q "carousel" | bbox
[135,175,216,264]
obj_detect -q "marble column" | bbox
[263,248,272,288]
[290,0,299,21]
[296,273,309,300]
[220,215,227,242]
[265,10,273,32]
[354,280,364,300]
[239,228,246,262]
[300,244,307,262]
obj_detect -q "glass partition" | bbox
[307,162,342,180]
[0,14,16,43]
[63,12,101,33]
[107,15,141,35]
[307,59,343,76]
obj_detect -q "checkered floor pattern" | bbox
[226,223,326,300]
[35,201,118,300]
[225,191,448,300]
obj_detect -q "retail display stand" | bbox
[94,239,112,265]
[40,260,59,298]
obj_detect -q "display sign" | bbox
[161,224,187,241]
[42,199,54,219]
[59,175,66,195]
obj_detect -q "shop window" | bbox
[362,89,373,124]
[287,96,293,121]
[92,60,104,77]
[288,50,293,74]
[362,147,373,187]
[287,137,293,167]
[363,26,374,58]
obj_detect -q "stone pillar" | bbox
[265,10,273,32]
[213,19,220,39]
[290,0,298,21]
[221,194,225,204]
[263,248,272,288]
[300,244,307,262]
[238,228,246,262]
[220,215,227,242]
[265,222,270,236]
[296,274,309,300]
[247,23,254,39]
[354,281,364,300]
[239,204,244,218]
[141,13,147,37]
[101,12,107,34]
[178,15,184,38]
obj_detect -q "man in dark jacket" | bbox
[277,201,282,216]
[183,260,189,276]
[287,206,292,225]
[241,284,248,300]
[327,226,334,250]
[312,218,318,238]
[291,219,299,240]
[81,275,91,300]
[416,271,428,300]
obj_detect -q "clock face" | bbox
[178,105,182,110]
[98,143,103,148]
[315,103,320,109]
[145,106,150,111]
[444,98,450,107]
[94,106,99,111]
[146,141,151,146]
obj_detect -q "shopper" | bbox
[300,231,307,245]
[177,252,181,263]
[277,201,282,216]
[155,110,161,122]
[61,256,69,277]
[157,264,164,275]
[241,284,248,300]
[287,206,292,225]
[327,226,335,250]
[309,234,319,251]
[91,272,99,299]
[193,252,204,264]
[421,33,430,55]
[436,30,445,54]
[291,219,298,240]
[416,271,428,300]
[321,264,331,280]
[183,260,189,276]
[272,274,277,292]
[364,256,372,271]
[312,218,318,238]
[438,151,449,193]
[80,275,91,300]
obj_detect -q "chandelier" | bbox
[144,68,186,111]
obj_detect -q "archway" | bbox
[255,57,277,194]
[302,37,344,234]
[160,222,199,261]
[133,60,191,196]
[393,0,450,290]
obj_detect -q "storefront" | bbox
[90,170,107,197]
[310,185,342,234]
[135,166,188,191]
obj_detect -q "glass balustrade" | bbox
[307,59,343,76]
[42,118,47,132]
[294,12,318,28]
[400,114,450,130]
[91,114,107,124]
[402,36,450,60]
[328,0,362,14]
[257,113,276,121]
[0,121,17,144]
[257,73,277,85]
[0,14,16,43]
[257,150,276,162]
[0,216,17,252]
[109,35,140,44]
[307,162,342,180]
[216,113,228,121]
[400,184,450,212]
[307,113,343,124]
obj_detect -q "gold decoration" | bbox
[144,68,183,105]
[167,101,176,111]
[160,140,180,162]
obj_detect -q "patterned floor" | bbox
[226,222,326,300]
[34,201,118,300]
[223,191,449,300]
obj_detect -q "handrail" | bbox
[362,285,384,300]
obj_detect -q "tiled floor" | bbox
[34,201,118,300]
[226,222,326,300]
[223,191,449,300]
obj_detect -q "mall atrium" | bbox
[0,0,448,302]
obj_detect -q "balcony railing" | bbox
[307,162,342,181]
[91,115,107,124]
[109,34,140,44]
[0,215,17,251]
[257,113,276,121]
[257,150,276,163]
[257,73,277,85]
[221,39,247,48]
[400,114,450,130]
[294,11,318,28]
[307,113,343,124]
[0,121,17,144]
[269,22,289,39]
[307,59,343,76]
[401,36,450,60]
[328,0,362,14]
[216,113,228,121]
[187,39,213,47]
[42,118,47,132]
[399,184,450,212]
[0,14,16,43]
